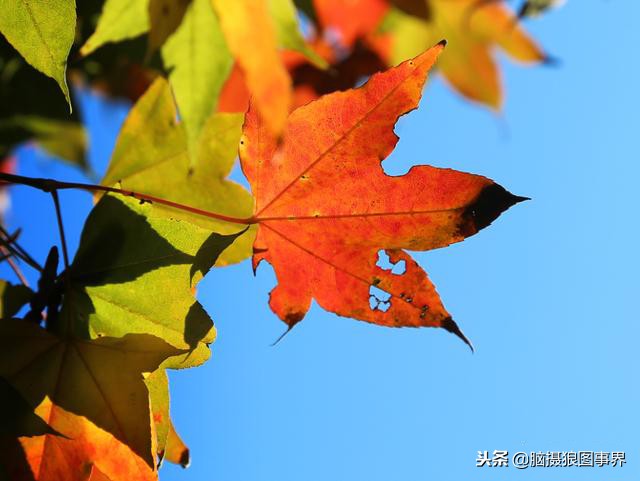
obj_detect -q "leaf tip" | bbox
[462,184,528,233]
[178,448,190,468]
[441,317,474,352]
[541,54,561,67]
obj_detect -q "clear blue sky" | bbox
[3,1,639,480]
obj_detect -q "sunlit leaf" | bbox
[211,0,291,135]
[2,397,157,481]
[240,42,525,346]
[164,422,190,468]
[162,0,233,158]
[102,78,255,267]
[146,369,190,467]
[68,194,244,367]
[0,0,75,108]
[80,0,149,57]
[382,0,545,108]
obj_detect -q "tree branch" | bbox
[0,172,256,225]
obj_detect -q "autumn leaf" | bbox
[286,38,388,109]
[210,0,291,135]
[102,78,255,267]
[219,37,386,114]
[68,194,244,367]
[0,0,75,108]
[0,318,181,467]
[146,369,190,467]
[163,423,190,468]
[382,0,546,108]
[0,175,244,476]
[2,397,157,481]
[81,0,319,140]
[239,42,525,346]
[312,0,389,47]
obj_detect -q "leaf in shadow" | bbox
[189,228,248,286]
[71,195,192,286]
[0,281,33,319]
[68,195,244,367]
[0,377,58,437]
[0,319,182,468]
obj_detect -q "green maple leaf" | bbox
[66,194,245,367]
[102,77,255,266]
[0,0,76,108]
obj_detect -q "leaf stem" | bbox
[0,225,42,272]
[0,172,257,225]
[51,190,70,272]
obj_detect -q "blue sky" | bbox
[3,1,639,480]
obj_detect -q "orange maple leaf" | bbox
[388,0,547,108]
[239,42,525,347]
[311,0,546,108]
[313,0,390,47]
[2,398,156,481]
[211,0,291,136]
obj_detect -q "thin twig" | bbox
[0,245,30,288]
[0,172,256,225]
[0,225,43,272]
[51,190,70,272]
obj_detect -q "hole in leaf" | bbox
[391,260,406,275]
[369,285,391,312]
[375,250,406,275]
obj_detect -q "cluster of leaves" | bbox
[0,0,561,479]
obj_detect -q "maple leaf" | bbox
[101,78,255,267]
[209,0,291,136]
[307,0,546,108]
[81,0,322,139]
[0,319,180,468]
[1,397,157,481]
[68,194,244,366]
[239,42,526,346]
[218,38,387,114]
[382,0,546,108]
[0,176,244,476]
[0,0,76,108]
